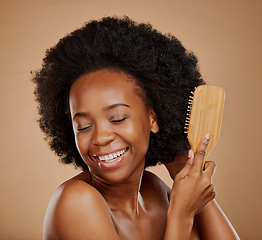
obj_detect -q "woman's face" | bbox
[69,69,158,184]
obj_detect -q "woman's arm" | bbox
[195,199,240,239]
[164,134,216,240]
[164,134,239,239]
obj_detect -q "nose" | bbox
[91,124,115,146]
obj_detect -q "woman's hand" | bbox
[168,133,216,218]
[164,151,189,181]
[164,134,216,239]
[165,134,240,240]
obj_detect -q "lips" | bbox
[92,148,128,168]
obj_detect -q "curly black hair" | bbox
[32,16,205,170]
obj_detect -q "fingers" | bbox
[201,162,216,203]
[204,161,216,178]
[195,184,216,215]
[165,150,195,181]
[191,133,210,172]
[203,183,216,202]
[175,150,194,181]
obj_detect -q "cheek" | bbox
[74,133,90,162]
[123,117,151,154]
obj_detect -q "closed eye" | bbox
[110,118,126,123]
[77,125,92,131]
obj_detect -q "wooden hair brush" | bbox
[184,85,225,168]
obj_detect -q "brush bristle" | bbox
[184,89,195,135]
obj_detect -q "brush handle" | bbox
[187,85,225,166]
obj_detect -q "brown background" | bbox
[1,0,261,239]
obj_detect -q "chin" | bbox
[90,161,145,185]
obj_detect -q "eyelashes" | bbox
[76,117,127,132]
[77,125,92,131]
[110,117,127,123]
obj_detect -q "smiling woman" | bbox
[69,69,158,183]
[32,16,239,239]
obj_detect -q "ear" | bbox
[149,110,159,134]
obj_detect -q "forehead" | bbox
[71,69,135,93]
[69,69,146,113]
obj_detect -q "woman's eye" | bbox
[77,125,92,131]
[110,118,126,123]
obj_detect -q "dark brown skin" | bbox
[43,69,239,240]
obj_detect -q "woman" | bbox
[33,16,239,239]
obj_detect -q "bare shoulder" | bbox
[43,174,119,240]
[143,170,170,191]
[141,170,171,200]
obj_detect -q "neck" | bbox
[90,165,145,216]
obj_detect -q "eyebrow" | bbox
[73,103,130,120]
[103,103,130,111]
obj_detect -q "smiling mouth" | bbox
[93,148,128,163]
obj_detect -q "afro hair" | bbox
[32,16,205,170]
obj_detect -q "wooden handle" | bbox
[187,85,225,166]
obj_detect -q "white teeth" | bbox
[97,148,127,162]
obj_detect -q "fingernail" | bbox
[188,149,192,158]
[205,133,210,140]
